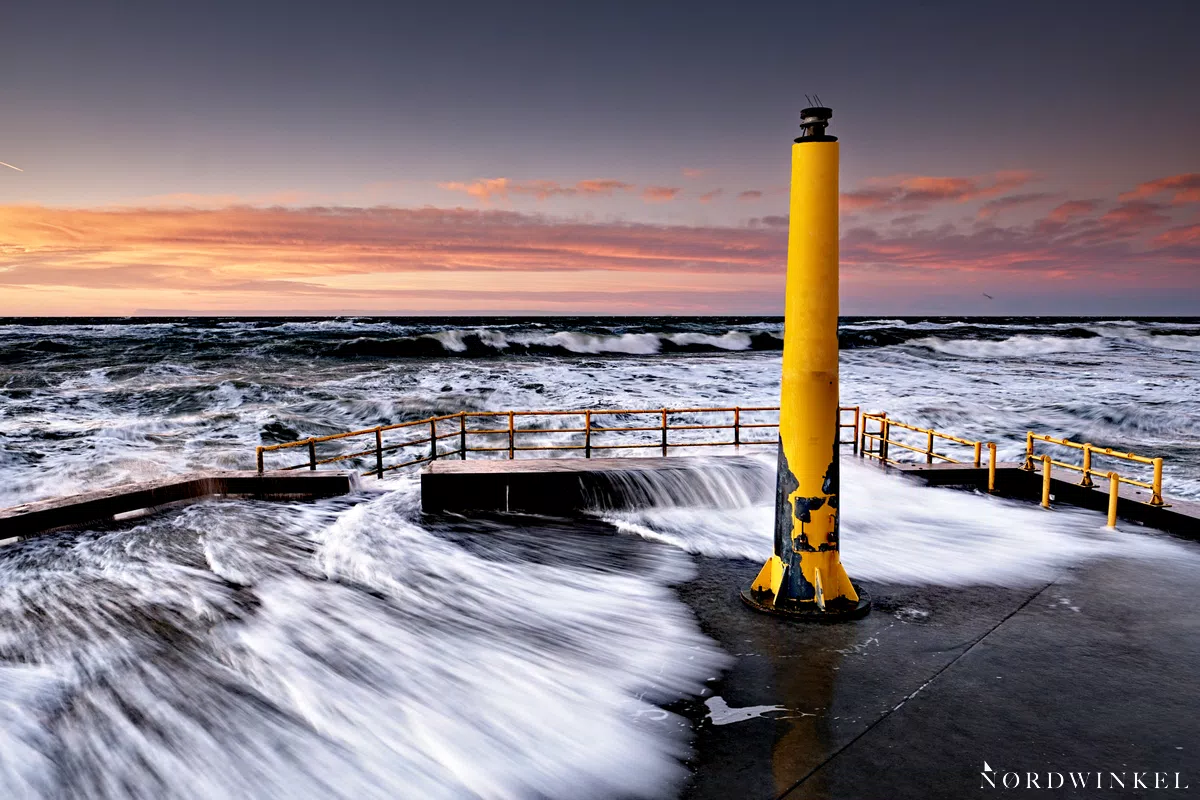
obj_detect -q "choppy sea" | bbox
[1,316,1198,797]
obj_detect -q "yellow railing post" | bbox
[880,418,891,464]
[660,408,668,456]
[987,442,997,492]
[256,446,264,474]
[584,411,592,458]
[1041,454,1052,508]
[507,411,515,459]
[733,407,741,448]
[973,441,982,468]
[459,413,467,460]
[1080,443,1094,487]
[429,419,438,461]
[308,438,317,471]
[1151,457,1164,506]
[925,429,935,464]
[375,426,384,477]
[1107,472,1120,528]
[1024,432,1034,470]
[853,406,860,454]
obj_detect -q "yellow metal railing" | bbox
[1023,432,1164,507]
[256,405,862,478]
[254,406,1169,525]
[857,412,1167,521]
[859,412,986,466]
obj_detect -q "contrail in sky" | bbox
[0,162,23,172]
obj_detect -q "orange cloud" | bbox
[438,177,515,201]
[1044,199,1101,224]
[642,186,681,203]
[841,171,1038,213]
[576,179,635,195]
[737,190,764,201]
[1119,173,1200,205]
[438,177,636,203]
[698,189,724,203]
[1154,223,1200,248]
[1,190,1195,315]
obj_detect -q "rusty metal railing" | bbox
[255,404,1170,523]
[1023,432,1164,507]
[859,412,986,468]
[857,412,1167,517]
[256,405,862,477]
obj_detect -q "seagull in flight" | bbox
[982,292,994,300]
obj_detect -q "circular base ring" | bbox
[740,582,872,622]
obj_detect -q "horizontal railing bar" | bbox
[460,406,785,417]
[312,447,377,466]
[512,444,589,451]
[669,424,739,431]
[1030,434,1153,464]
[591,443,663,450]
[880,439,928,456]
[261,404,852,452]
[260,417,464,451]
[589,425,664,433]
[665,440,738,447]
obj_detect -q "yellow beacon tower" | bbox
[742,105,870,620]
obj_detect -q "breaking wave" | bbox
[0,487,727,798]
[910,334,1109,358]
[602,456,1198,585]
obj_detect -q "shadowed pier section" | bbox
[421,456,767,515]
[420,456,1200,538]
[896,461,1200,539]
[0,470,355,539]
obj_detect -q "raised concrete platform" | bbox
[897,461,1200,539]
[0,470,356,539]
[421,455,1200,538]
[421,456,765,515]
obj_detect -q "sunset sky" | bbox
[1,0,1197,315]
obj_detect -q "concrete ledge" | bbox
[894,461,1200,538]
[0,470,356,538]
[421,456,765,515]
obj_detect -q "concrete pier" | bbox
[405,507,1200,799]
[0,470,355,539]
[420,455,1200,538]
[896,461,1200,539]
[676,553,1199,799]
[420,456,766,515]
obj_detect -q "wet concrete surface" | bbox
[675,552,1200,799]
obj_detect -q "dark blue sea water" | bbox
[2,316,1198,504]
[1,316,1197,798]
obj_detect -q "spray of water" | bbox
[0,486,727,798]
[602,455,1197,585]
